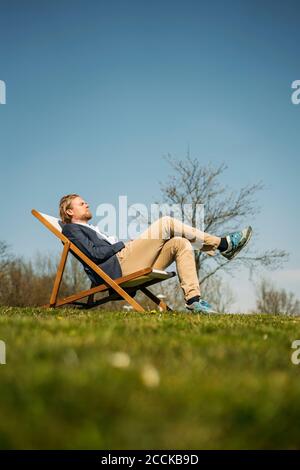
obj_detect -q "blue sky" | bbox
[0,0,299,311]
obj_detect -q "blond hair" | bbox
[59,194,79,224]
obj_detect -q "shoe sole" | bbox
[185,304,218,314]
[226,226,253,261]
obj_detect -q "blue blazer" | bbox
[62,223,125,286]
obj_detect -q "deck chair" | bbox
[31,209,176,312]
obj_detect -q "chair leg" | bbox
[87,283,95,305]
[87,293,94,305]
[49,242,70,307]
[140,287,173,311]
[48,282,145,312]
[81,291,124,309]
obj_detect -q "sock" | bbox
[186,295,201,305]
[218,237,229,252]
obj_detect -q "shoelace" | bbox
[230,231,242,249]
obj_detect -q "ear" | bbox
[66,208,73,217]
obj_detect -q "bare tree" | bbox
[0,241,13,303]
[34,252,89,293]
[255,278,300,315]
[0,245,89,307]
[157,153,288,286]
[0,240,11,269]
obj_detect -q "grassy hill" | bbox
[1,306,300,449]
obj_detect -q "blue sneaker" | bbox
[185,298,218,314]
[221,226,253,261]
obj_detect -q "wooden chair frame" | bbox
[31,209,176,312]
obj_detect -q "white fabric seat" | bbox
[40,213,63,232]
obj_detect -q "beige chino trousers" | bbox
[116,216,221,302]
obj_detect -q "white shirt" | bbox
[75,222,118,245]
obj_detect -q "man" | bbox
[59,194,252,314]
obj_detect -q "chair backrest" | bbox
[31,209,68,244]
[40,212,62,232]
[32,208,100,283]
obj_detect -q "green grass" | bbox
[1,306,300,449]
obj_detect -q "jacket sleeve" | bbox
[62,224,125,264]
